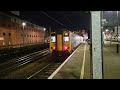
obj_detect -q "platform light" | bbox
[22,22,26,27]
[105,29,109,32]
[44,28,46,31]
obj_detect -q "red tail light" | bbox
[64,46,68,50]
[53,46,56,50]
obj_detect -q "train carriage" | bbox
[50,29,81,56]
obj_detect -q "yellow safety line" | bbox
[80,43,86,79]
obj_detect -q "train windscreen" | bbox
[64,32,69,42]
[51,33,56,43]
[64,36,69,42]
[51,36,56,42]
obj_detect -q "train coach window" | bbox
[51,36,56,42]
[64,36,69,42]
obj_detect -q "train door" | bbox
[56,33,63,52]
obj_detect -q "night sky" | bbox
[20,11,91,32]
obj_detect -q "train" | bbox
[0,12,46,49]
[50,29,81,56]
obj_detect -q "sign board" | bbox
[0,37,4,40]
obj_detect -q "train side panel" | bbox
[70,32,81,52]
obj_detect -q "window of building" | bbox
[9,33,11,36]
[3,41,5,46]
[9,41,11,45]
[3,33,5,36]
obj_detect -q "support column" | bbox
[91,11,103,79]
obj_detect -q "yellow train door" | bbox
[56,34,63,51]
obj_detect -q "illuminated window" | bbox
[3,42,5,45]
[65,33,68,36]
[9,41,11,45]
[51,36,56,42]
[64,36,69,42]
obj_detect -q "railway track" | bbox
[0,49,50,73]
[27,57,68,79]
[27,61,62,79]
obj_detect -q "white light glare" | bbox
[22,22,26,26]
[44,28,46,31]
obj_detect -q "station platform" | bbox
[48,42,120,79]
[48,43,90,79]
[103,44,120,79]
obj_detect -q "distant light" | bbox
[102,19,106,22]
[44,28,46,31]
[105,29,109,32]
[22,22,26,26]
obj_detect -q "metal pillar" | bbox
[91,11,103,79]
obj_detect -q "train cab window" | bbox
[64,36,69,42]
[51,36,56,42]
